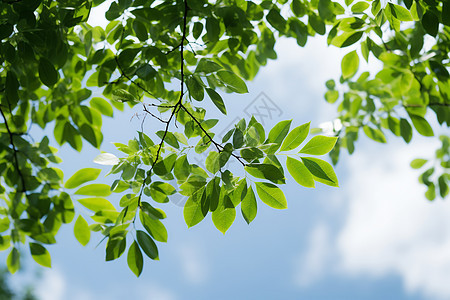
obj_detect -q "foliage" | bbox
[0,0,448,276]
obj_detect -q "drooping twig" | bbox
[0,106,26,193]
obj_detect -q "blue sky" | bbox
[6,4,450,300]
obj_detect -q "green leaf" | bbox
[74,216,90,246]
[38,58,58,86]
[301,157,339,187]
[156,131,179,149]
[127,241,144,277]
[388,3,413,21]
[212,206,236,234]
[206,88,226,114]
[286,157,315,188]
[400,118,413,143]
[140,212,168,242]
[265,120,292,153]
[425,183,436,200]
[341,50,359,79]
[75,184,112,197]
[29,243,51,268]
[409,114,434,137]
[136,230,158,260]
[183,190,207,227]
[196,59,222,73]
[245,163,285,184]
[65,168,101,189]
[112,89,137,103]
[7,248,19,274]
[255,182,287,209]
[299,135,338,155]
[280,122,310,151]
[90,97,113,117]
[351,2,370,13]
[421,11,439,36]
[410,158,428,169]
[438,175,449,198]
[78,198,116,212]
[186,76,204,101]
[241,185,257,224]
[205,151,220,174]
[216,71,248,93]
[363,125,387,143]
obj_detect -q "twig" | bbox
[0,106,26,192]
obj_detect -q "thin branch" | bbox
[136,0,190,210]
[179,103,246,166]
[142,104,169,123]
[0,106,26,192]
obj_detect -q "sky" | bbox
[5,3,450,300]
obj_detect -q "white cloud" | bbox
[36,268,66,300]
[176,244,209,285]
[294,223,331,287]
[295,138,450,299]
[336,141,450,299]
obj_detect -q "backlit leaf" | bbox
[127,241,143,277]
[65,168,101,189]
[286,157,315,188]
[255,182,287,209]
[299,135,338,155]
[29,243,51,268]
[280,122,310,151]
[74,216,90,246]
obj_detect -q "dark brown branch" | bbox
[0,106,26,192]
[142,104,169,123]
[179,104,246,166]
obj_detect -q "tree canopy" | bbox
[0,0,448,276]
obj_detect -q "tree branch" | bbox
[0,106,26,193]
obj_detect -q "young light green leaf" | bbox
[29,243,51,268]
[341,50,359,79]
[140,212,168,242]
[7,248,19,274]
[90,97,113,117]
[363,125,387,143]
[280,122,310,151]
[75,184,112,197]
[241,186,257,224]
[127,241,144,277]
[301,157,339,187]
[388,3,413,21]
[410,158,428,169]
[136,230,158,260]
[205,151,220,174]
[65,168,101,189]
[255,182,287,209]
[183,191,206,227]
[78,198,116,212]
[286,157,315,188]
[299,135,338,155]
[93,153,120,165]
[74,216,90,246]
[212,207,236,234]
[265,120,292,153]
[216,70,248,93]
